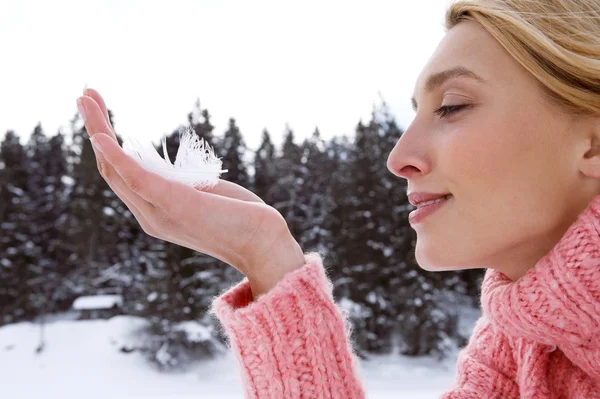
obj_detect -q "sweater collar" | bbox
[480,193,600,344]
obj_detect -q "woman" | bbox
[77,0,600,397]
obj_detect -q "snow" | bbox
[338,297,373,318]
[173,321,212,343]
[7,185,24,196]
[0,317,458,398]
[72,295,123,310]
[61,175,75,187]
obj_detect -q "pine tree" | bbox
[253,128,276,200]
[64,117,127,299]
[271,125,305,239]
[187,99,216,147]
[220,117,249,187]
[23,125,72,316]
[0,131,33,323]
[335,117,399,353]
[67,123,108,263]
[281,124,303,164]
[296,128,334,253]
[321,134,354,267]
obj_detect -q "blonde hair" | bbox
[445,0,600,116]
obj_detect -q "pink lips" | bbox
[407,192,451,207]
[408,193,452,224]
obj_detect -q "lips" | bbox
[408,194,451,224]
[407,192,452,207]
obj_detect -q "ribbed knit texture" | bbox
[210,194,600,398]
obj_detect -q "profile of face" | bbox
[387,20,600,280]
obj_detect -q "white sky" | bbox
[0,0,450,151]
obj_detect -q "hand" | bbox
[76,88,306,297]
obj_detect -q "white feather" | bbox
[121,127,228,189]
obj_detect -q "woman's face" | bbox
[387,20,599,280]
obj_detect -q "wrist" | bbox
[247,235,306,299]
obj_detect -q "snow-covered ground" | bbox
[0,316,467,398]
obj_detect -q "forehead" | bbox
[414,20,512,94]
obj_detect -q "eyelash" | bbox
[434,104,468,118]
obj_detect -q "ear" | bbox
[578,115,600,179]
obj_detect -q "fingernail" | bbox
[77,98,87,122]
[91,136,104,154]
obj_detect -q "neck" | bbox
[494,193,600,282]
[497,240,555,282]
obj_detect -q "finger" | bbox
[105,168,211,252]
[100,162,156,234]
[95,143,206,251]
[204,179,265,203]
[78,95,117,142]
[89,140,153,217]
[91,132,175,209]
[92,141,194,246]
[83,88,112,129]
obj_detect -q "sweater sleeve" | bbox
[209,252,368,399]
[440,316,520,399]
[210,252,521,399]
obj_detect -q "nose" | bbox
[386,121,431,181]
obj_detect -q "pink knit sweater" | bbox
[210,194,600,398]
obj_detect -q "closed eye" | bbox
[434,104,469,118]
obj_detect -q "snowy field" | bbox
[0,316,464,398]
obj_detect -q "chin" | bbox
[416,261,452,272]
[415,246,461,272]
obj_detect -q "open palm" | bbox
[77,89,299,282]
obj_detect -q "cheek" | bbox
[440,113,536,194]
[418,110,568,271]
[416,116,538,269]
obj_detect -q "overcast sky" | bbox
[0,0,451,151]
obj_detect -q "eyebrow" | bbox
[410,66,485,111]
